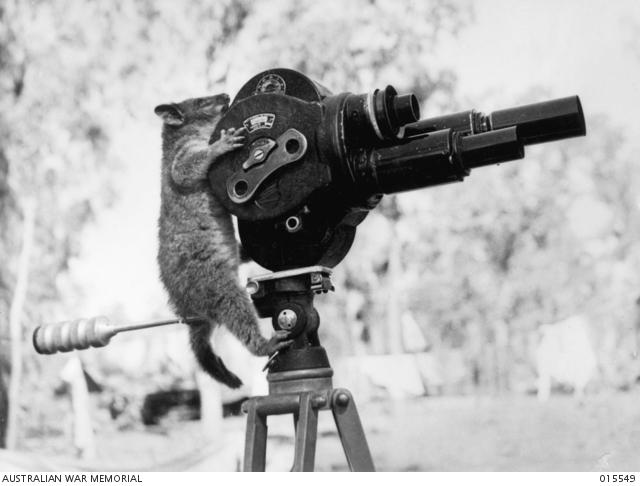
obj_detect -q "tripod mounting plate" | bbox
[247,265,333,320]
[247,265,333,296]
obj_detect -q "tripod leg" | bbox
[243,399,268,471]
[291,392,319,472]
[331,389,375,471]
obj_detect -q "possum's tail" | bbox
[189,320,243,389]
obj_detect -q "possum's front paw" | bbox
[212,127,246,155]
[263,330,294,356]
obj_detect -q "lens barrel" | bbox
[489,96,585,145]
[460,127,524,169]
[350,126,526,195]
[403,110,487,138]
[401,96,585,148]
[351,129,462,194]
[343,86,419,147]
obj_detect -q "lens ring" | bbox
[366,91,384,140]
[393,94,420,125]
[373,86,398,139]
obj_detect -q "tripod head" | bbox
[208,68,586,271]
[243,266,363,399]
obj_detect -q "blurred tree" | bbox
[0,0,277,450]
[0,0,132,448]
[219,0,467,100]
[0,144,14,446]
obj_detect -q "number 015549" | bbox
[600,475,636,483]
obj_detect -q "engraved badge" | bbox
[243,113,276,133]
[255,74,286,95]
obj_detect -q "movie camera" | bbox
[208,68,585,271]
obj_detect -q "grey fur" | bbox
[155,94,291,388]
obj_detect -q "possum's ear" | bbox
[154,104,185,126]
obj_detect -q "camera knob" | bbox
[277,309,298,330]
[273,303,308,337]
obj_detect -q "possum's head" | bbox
[154,93,230,143]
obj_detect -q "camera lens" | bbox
[343,86,420,148]
[372,86,420,140]
[393,94,420,127]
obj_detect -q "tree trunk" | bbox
[385,233,404,354]
[6,198,36,450]
[60,356,96,459]
[0,367,7,447]
[194,371,223,439]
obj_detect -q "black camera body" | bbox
[208,68,585,271]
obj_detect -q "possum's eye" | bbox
[154,104,185,126]
[198,94,230,116]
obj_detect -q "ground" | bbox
[5,390,640,471]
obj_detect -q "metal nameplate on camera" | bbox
[243,113,276,133]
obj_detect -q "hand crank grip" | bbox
[33,316,190,355]
[33,316,115,354]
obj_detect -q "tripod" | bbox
[241,266,375,472]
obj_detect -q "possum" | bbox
[155,93,292,388]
